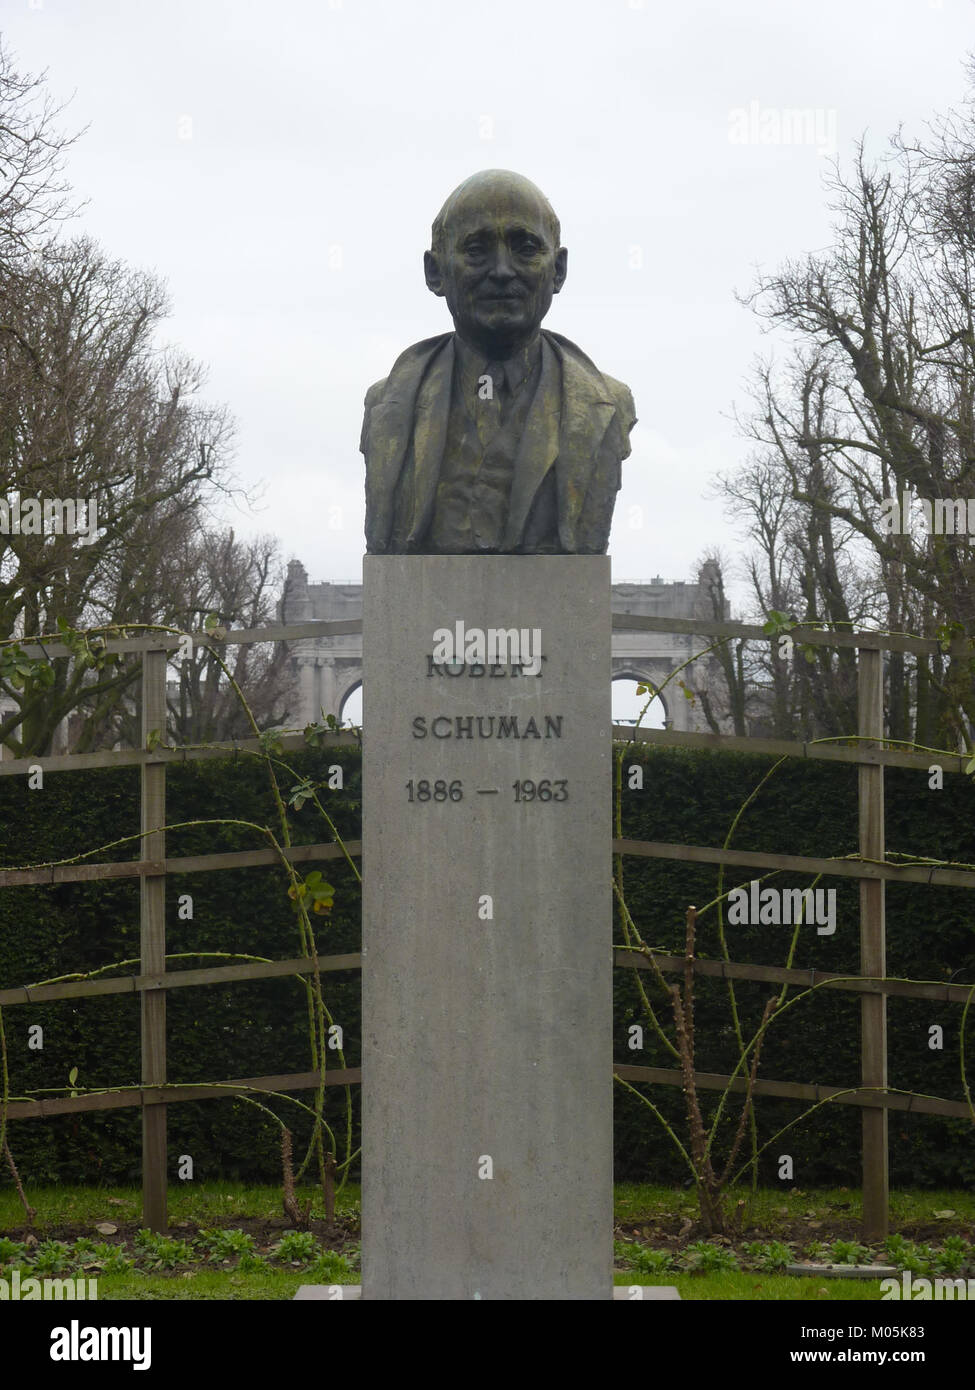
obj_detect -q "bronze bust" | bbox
[361,169,636,555]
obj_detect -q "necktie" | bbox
[476,361,506,450]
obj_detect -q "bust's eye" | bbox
[464,242,488,260]
[514,238,542,257]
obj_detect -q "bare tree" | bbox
[690,553,750,736]
[163,527,297,746]
[0,36,81,263]
[709,458,802,737]
[0,237,237,754]
[68,526,298,750]
[718,89,975,746]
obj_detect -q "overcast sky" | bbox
[4,0,974,597]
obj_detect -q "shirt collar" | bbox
[454,332,543,399]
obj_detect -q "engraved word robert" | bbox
[432,621,542,677]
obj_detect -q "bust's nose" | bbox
[486,246,517,283]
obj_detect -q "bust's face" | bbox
[424,175,567,358]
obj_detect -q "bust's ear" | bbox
[424,250,446,297]
[553,246,568,295]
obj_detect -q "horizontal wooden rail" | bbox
[610,612,970,659]
[3,1068,362,1121]
[0,723,959,779]
[614,949,975,1004]
[0,839,362,888]
[614,1064,973,1120]
[614,837,975,890]
[2,947,968,1010]
[15,619,363,660]
[7,834,968,898]
[613,725,970,774]
[3,725,953,778]
[7,1060,966,1123]
[0,953,363,1007]
[0,729,359,778]
[14,614,966,660]
[164,842,362,876]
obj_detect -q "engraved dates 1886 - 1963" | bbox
[406,778,568,802]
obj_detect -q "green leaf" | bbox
[68,1067,78,1086]
[762,609,795,637]
[288,779,317,810]
[259,727,285,755]
[936,620,965,654]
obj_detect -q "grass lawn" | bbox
[1,1181,972,1300]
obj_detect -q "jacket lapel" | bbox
[503,333,618,550]
[553,342,617,550]
[363,334,452,552]
[405,338,454,546]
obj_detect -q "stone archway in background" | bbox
[339,679,362,726]
[612,670,668,729]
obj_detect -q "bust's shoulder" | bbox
[363,377,387,412]
[543,331,636,423]
[364,333,454,407]
[599,371,636,425]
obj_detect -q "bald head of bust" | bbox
[424,170,568,360]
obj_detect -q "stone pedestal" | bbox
[361,556,612,1300]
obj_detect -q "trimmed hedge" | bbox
[1,744,972,1190]
[614,746,975,1188]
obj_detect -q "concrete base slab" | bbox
[612,1286,681,1300]
[785,1263,898,1279]
[294,1284,681,1300]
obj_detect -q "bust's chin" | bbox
[454,310,542,360]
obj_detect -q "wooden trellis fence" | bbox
[0,615,972,1240]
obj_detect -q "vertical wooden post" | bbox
[141,648,168,1232]
[858,644,888,1240]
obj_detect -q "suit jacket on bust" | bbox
[360,330,637,555]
